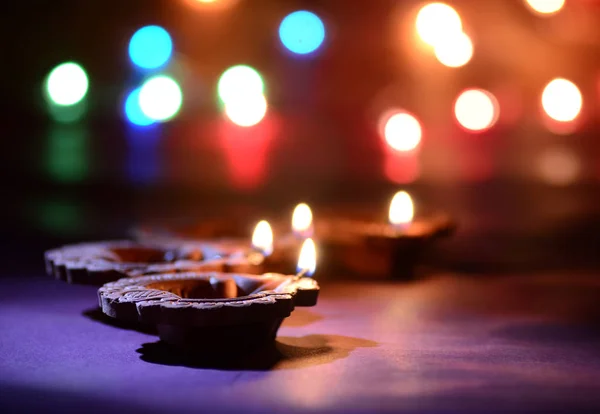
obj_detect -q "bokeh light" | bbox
[524,0,565,16]
[433,31,473,67]
[139,75,183,121]
[415,3,462,47]
[454,89,499,132]
[225,94,268,127]
[542,78,582,123]
[217,65,264,104]
[382,111,422,152]
[47,101,87,124]
[124,88,156,127]
[47,126,89,183]
[185,0,238,10]
[538,148,580,185]
[218,114,277,190]
[279,10,326,55]
[45,62,89,106]
[128,26,173,70]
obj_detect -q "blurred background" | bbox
[3,0,600,275]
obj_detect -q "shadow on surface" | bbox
[82,307,158,335]
[137,334,377,371]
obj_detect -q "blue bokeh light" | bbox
[128,25,173,70]
[124,88,156,126]
[278,11,325,55]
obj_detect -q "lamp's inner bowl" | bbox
[145,275,286,300]
[105,246,205,263]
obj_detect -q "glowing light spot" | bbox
[542,78,582,123]
[389,191,414,226]
[224,94,267,127]
[524,0,565,16]
[128,26,173,70]
[279,10,326,55]
[292,203,313,237]
[415,3,462,47]
[47,126,89,183]
[538,148,580,185]
[297,238,317,276]
[139,75,183,121]
[47,101,87,124]
[433,31,473,67]
[45,62,89,106]
[217,65,264,104]
[454,89,499,132]
[124,88,156,126]
[383,111,422,152]
[384,154,420,184]
[252,220,273,256]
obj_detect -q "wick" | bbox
[246,247,266,265]
[294,268,309,280]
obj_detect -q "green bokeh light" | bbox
[46,126,89,183]
[47,100,88,123]
[45,62,89,106]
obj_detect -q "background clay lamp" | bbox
[130,220,290,278]
[98,239,319,351]
[132,215,250,244]
[44,240,219,285]
[132,205,312,276]
[317,191,455,280]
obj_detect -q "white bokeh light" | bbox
[46,62,89,106]
[224,94,268,127]
[383,112,422,152]
[139,75,183,121]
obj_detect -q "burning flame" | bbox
[292,203,313,236]
[297,238,317,277]
[389,191,414,226]
[252,220,273,256]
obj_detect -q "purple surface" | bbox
[1,274,600,413]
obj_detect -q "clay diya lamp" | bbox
[132,215,250,244]
[316,191,455,279]
[98,239,319,351]
[133,215,299,275]
[129,220,295,279]
[44,240,221,285]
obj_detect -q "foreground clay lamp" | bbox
[44,240,219,285]
[98,239,320,351]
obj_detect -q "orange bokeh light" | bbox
[381,110,422,152]
[415,2,462,47]
[537,148,580,186]
[454,89,499,132]
[541,78,582,123]
[524,0,565,16]
[433,31,473,68]
[383,153,420,184]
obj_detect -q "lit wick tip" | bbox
[251,220,273,257]
[296,238,317,278]
[292,203,313,238]
[389,191,414,226]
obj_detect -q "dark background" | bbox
[2,0,600,274]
